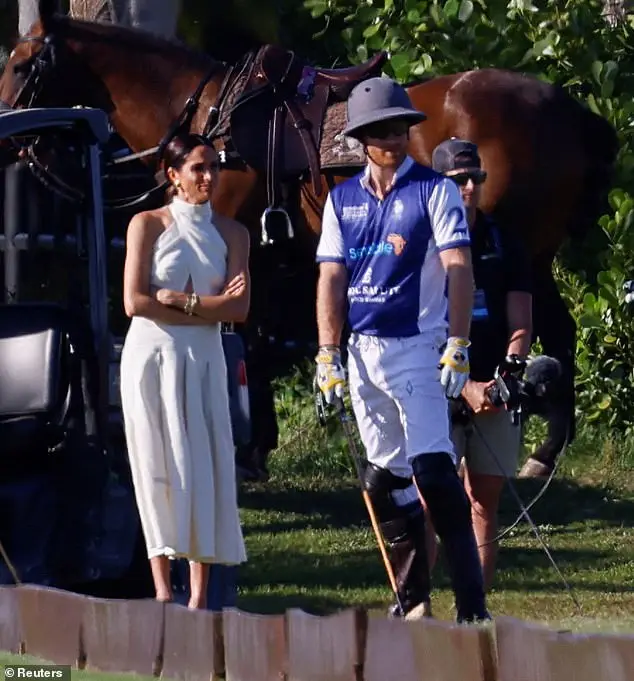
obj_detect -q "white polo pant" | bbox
[347,332,456,497]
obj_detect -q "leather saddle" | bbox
[229,46,387,202]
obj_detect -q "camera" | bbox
[486,354,563,426]
[486,354,527,425]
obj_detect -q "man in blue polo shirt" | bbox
[314,76,489,623]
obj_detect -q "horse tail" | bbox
[568,98,619,242]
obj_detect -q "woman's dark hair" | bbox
[162,133,214,201]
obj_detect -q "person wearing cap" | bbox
[429,138,533,590]
[314,77,489,623]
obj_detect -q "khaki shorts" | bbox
[451,408,521,478]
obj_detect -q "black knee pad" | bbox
[412,452,471,537]
[363,463,421,543]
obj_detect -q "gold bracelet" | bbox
[184,293,194,315]
[184,293,200,316]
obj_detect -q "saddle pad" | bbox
[319,100,367,169]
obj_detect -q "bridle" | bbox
[0,30,240,211]
[1,35,58,110]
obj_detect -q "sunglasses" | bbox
[448,170,487,186]
[362,120,410,139]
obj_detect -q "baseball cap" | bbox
[432,138,481,174]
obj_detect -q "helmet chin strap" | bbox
[364,146,392,168]
[364,146,408,169]
[363,131,410,169]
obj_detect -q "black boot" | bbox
[412,452,489,624]
[440,529,491,623]
[382,506,432,618]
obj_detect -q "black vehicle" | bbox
[0,107,250,605]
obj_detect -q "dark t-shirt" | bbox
[469,210,532,381]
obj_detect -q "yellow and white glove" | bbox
[315,345,346,405]
[439,336,471,399]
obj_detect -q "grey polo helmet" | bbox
[343,76,427,139]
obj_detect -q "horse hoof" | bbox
[518,457,553,479]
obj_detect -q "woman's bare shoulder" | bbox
[127,206,172,239]
[214,213,250,248]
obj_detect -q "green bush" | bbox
[555,189,634,432]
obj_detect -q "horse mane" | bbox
[49,13,217,71]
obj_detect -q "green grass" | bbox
[3,366,634,681]
[233,364,634,633]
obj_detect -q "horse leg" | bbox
[209,169,282,482]
[235,320,279,482]
[519,259,576,478]
[232,244,280,483]
[234,173,343,481]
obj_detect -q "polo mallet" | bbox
[314,382,406,617]
[0,538,21,586]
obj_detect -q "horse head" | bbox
[0,2,115,172]
[0,1,235,211]
[1,0,225,158]
[1,2,109,111]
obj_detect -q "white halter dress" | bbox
[119,196,247,565]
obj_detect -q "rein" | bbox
[2,30,247,211]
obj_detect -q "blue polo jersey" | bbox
[315,156,471,337]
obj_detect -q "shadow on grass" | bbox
[235,590,384,615]
[234,473,634,615]
[496,475,634,528]
[238,481,368,534]
[238,540,632,591]
[239,474,634,534]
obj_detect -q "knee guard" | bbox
[363,463,431,615]
[363,463,417,522]
[412,453,488,623]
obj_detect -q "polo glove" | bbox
[315,345,346,405]
[439,337,471,399]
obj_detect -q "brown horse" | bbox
[0,1,619,476]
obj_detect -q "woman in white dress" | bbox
[120,133,249,609]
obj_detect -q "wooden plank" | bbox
[161,603,224,681]
[81,597,165,675]
[363,614,418,681]
[286,608,365,681]
[222,608,286,681]
[408,617,496,681]
[495,616,557,681]
[0,586,22,654]
[16,585,85,666]
[547,630,634,681]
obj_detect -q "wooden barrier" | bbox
[285,608,365,681]
[81,596,165,675]
[162,603,223,681]
[16,585,85,666]
[0,586,21,654]
[1,585,634,680]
